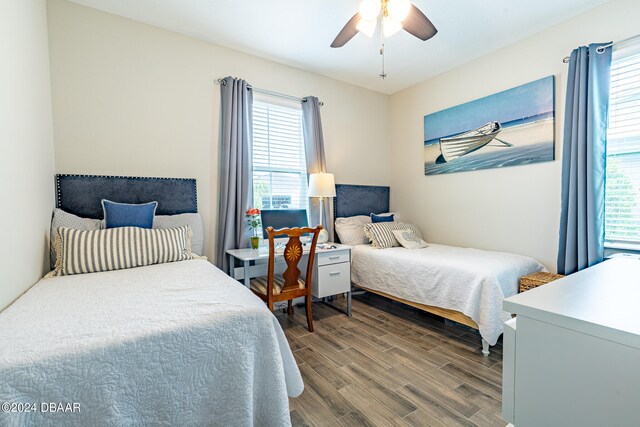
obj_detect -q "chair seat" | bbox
[250,275,305,296]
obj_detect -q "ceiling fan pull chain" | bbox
[379,43,387,79]
[379,25,387,79]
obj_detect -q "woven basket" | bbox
[519,272,564,292]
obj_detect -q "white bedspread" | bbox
[0,260,302,427]
[351,244,545,345]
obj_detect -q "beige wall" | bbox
[0,0,56,310]
[47,0,391,259]
[389,0,640,271]
[47,0,640,271]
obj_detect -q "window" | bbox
[605,43,640,248]
[252,94,308,211]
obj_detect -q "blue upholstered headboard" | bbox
[333,184,390,218]
[333,184,390,241]
[56,174,197,219]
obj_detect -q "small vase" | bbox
[250,236,260,249]
[317,228,329,244]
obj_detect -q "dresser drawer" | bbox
[313,262,351,298]
[317,250,350,266]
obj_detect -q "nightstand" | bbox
[311,246,352,316]
[311,248,351,297]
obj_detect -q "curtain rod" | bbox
[214,78,324,106]
[562,33,640,63]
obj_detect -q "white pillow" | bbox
[101,213,205,255]
[335,215,370,246]
[50,209,102,269]
[392,229,428,249]
[154,213,204,255]
[335,215,371,226]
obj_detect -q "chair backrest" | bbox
[266,225,323,295]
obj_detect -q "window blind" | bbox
[252,97,308,211]
[605,44,640,247]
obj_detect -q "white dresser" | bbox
[502,258,640,427]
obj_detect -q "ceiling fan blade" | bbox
[403,4,438,41]
[330,13,361,48]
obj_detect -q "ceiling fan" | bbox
[330,0,438,78]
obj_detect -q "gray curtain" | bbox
[302,96,332,239]
[216,77,253,272]
[557,43,612,275]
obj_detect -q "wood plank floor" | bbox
[276,293,506,427]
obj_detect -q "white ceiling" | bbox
[68,0,610,94]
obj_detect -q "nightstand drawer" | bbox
[313,262,350,298]
[317,251,350,266]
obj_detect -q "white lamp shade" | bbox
[382,15,403,37]
[387,0,411,22]
[308,173,336,198]
[358,0,381,21]
[356,18,377,37]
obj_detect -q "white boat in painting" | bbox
[438,121,509,163]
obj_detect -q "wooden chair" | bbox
[250,225,322,332]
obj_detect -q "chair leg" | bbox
[287,300,294,315]
[305,296,314,332]
[268,300,274,312]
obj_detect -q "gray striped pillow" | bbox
[364,222,423,249]
[47,225,197,277]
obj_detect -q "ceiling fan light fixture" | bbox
[382,15,402,38]
[386,0,411,22]
[358,0,381,21]
[356,18,377,37]
[331,0,437,80]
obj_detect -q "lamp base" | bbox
[317,228,329,244]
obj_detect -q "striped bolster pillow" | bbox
[364,222,424,249]
[47,225,197,277]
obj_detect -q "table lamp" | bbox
[308,172,336,243]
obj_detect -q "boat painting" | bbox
[437,121,512,163]
[424,76,555,175]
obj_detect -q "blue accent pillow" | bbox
[371,213,394,223]
[102,200,158,229]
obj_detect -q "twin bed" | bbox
[0,175,302,426]
[334,184,545,355]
